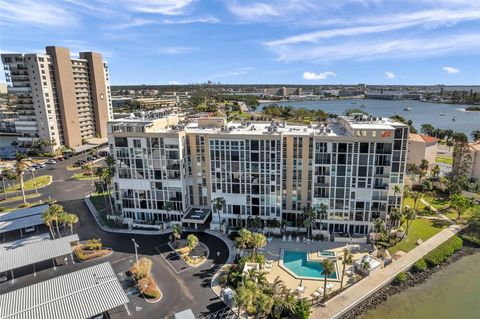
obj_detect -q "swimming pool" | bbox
[281,250,339,280]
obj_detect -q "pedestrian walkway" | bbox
[313,224,462,319]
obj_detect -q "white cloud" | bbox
[120,0,193,15]
[442,66,460,74]
[266,33,480,62]
[168,81,181,85]
[386,72,396,79]
[265,8,480,46]
[228,2,280,20]
[303,71,336,80]
[0,0,77,27]
[106,18,157,30]
[162,17,220,24]
[210,67,253,79]
[158,47,198,55]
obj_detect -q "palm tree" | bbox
[171,224,182,243]
[389,207,403,231]
[212,197,226,230]
[340,249,353,290]
[302,206,316,239]
[64,213,79,235]
[187,234,199,251]
[251,232,266,259]
[373,218,385,233]
[471,129,480,141]
[163,201,173,223]
[320,259,335,299]
[393,184,401,197]
[1,167,14,201]
[404,206,416,235]
[431,164,441,179]
[13,153,28,205]
[235,228,252,256]
[45,203,67,238]
[42,210,56,239]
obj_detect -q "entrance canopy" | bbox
[182,208,211,224]
[0,262,129,319]
[0,234,79,273]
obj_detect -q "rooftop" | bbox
[409,133,440,144]
[0,262,129,319]
[0,234,79,273]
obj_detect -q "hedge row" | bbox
[411,259,427,273]
[424,236,463,267]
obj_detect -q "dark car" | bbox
[74,160,86,167]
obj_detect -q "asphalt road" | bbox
[0,154,230,319]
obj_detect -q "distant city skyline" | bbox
[1,0,480,85]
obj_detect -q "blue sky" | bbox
[1,0,479,85]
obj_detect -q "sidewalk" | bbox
[313,224,462,319]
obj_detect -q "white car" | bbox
[24,226,35,233]
[46,159,56,164]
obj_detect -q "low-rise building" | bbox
[407,133,439,169]
[468,141,480,180]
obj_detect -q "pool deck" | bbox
[262,239,370,301]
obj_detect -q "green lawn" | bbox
[66,165,81,171]
[388,218,448,254]
[444,207,476,224]
[72,173,98,181]
[436,155,453,165]
[403,197,427,211]
[2,193,40,203]
[6,175,52,193]
[90,193,108,213]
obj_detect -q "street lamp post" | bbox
[132,238,139,265]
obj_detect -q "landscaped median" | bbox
[73,238,112,262]
[170,233,208,267]
[129,257,162,302]
[5,175,52,193]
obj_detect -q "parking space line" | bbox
[155,245,192,274]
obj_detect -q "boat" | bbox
[452,117,457,121]
[351,102,357,104]
[440,113,446,116]
[404,106,412,111]
[360,104,366,108]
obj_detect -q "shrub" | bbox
[85,238,102,250]
[425,236,463,267]
[138,276,161,299]
[411,259,427,272]
[76,249,87,261]
[393,272,407,285]
[132,257,153,280]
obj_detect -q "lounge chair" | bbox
[282,235,286,243]
[310,290,322,299]
[288,235,292,242]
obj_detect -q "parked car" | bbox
[39,163,46,168]
[56,156,64,161]
[73,160,86,167]
[87,156,97,162]
[24,226,35,233]
[46,159,56,164]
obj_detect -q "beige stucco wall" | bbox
[407,140,437,168]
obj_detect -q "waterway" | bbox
[259,99,480,136]
[359,253,480,319]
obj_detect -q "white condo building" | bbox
[108,114,408,237]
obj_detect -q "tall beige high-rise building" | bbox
[1,46,112,151]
